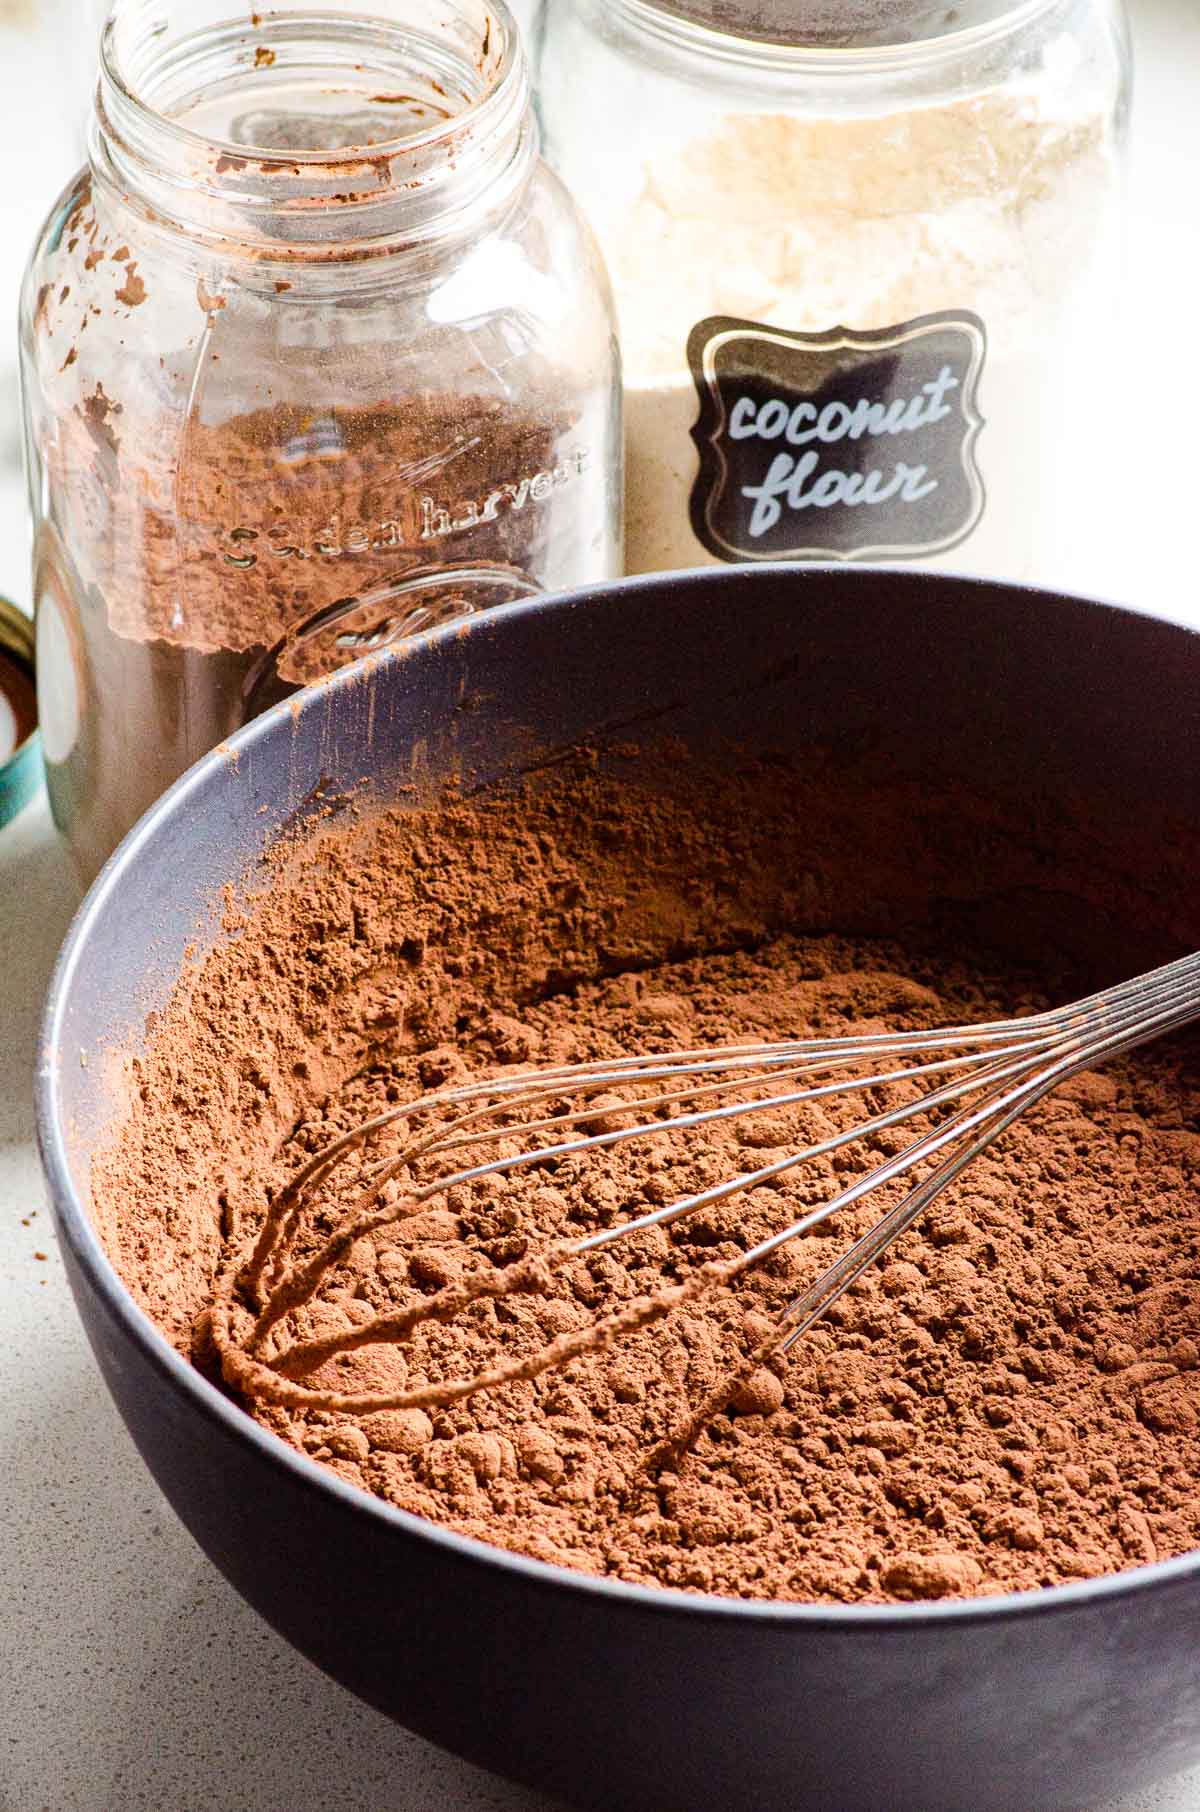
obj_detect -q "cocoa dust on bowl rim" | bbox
[35,566,1200,1812]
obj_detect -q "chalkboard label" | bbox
[688,311,986,563]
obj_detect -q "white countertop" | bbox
[2,2,1200,1807]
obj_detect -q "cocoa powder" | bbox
[43,383,586,880]
[32,167,598,886]
[92,748,1200,1603]
[65,392,579,660]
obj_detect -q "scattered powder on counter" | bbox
[92,750,1200,1604]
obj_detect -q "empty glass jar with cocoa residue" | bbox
[20,0,621,883]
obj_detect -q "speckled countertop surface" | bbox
[3,2,1200,1808]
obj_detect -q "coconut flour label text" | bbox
[687,312,986,563]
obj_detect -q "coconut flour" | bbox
[92,749,1200,1605]
[597,66,1120,581]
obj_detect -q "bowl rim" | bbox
[35,563,1200,1631]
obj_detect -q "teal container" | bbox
[0,597,43,829]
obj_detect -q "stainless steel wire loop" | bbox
[209,951,1200,1438]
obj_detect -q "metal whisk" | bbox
[210,950,1200,1451]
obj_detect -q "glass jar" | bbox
[20,0,621,884]
[537,0,1129,586]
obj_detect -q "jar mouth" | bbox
[94,1,530,249]
[100,2,516,164]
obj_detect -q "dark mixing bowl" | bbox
[36,568,1200,1812]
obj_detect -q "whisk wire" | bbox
[210,951,1200,1450]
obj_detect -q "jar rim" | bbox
[92,2,534,254]
[99,0,522,161]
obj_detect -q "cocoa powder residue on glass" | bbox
[92,750,1200,1603]
[42,382,579,881]
[61,392,574,659]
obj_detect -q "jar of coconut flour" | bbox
[20,0,620,885]
[537,0,1129,583]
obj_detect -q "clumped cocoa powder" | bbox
[93,750,1200,1604]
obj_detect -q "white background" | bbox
[1,3,1199,1809]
